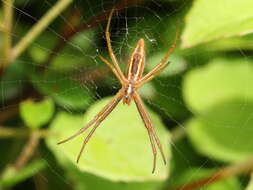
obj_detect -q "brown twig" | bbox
[170,156,253,190]
[45,0,144,65]
[2,0,13,67]
[11,0,73,62]
[14,130,41,170]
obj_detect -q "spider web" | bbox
[1,0,252,189]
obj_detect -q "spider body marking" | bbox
[58,8,179,173]
[126,38,145,81]
[122,38,145,105]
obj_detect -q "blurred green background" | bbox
[1,0,253,189]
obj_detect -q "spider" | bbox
[58,8,178,173]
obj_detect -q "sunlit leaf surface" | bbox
[20,98,54,128]
[187,100,253,162]
[171,168,241,190]
[182,0,253,47]
[31,72,93,110]
[47,97,170,181]
[0,160,46,188]
[183,58,253,114]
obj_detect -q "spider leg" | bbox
[99,55,124,84]
[105,8,126,82]
[58,91,123,145]
[135,101,157,173]
[134,92,167,165]
[137,61,171,87]
[133,93,157,173]
[145,129,157,174]
[77,92,123,163]
[133,92,166,173]
[138,23,180,86]
[149,124,167,166]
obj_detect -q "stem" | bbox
[11,0,73,61]
[0,22,5,32]
[0,127,50,138]
[2,0,13,66]
[14,130,40,170]
[170,156,253,190]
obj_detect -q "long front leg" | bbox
[105,8,125,82]
[58,90,123,145]
[133,92,167,173]
[98,55,124,85]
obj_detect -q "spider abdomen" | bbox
[126,38,145,81]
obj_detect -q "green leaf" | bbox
[46,97,170,181]
[138,82,156,100]
[28,32,57,64]
[182,0,253,48]
[203,33,253,51]
[119,13,178,57]
[14,0,31,6]
[31,72,93,110]
[169,138,206,179]
[0,60,26,102]
[63,162,164,190]
[0,160,46,188]
[20,98,54,129]
[183,58,253,114]
[152,76,190,120]
[120,18,156,56]
[246,173,253,190]
[187,99,253,162]
[170,168,241,190]
[29,30,95,71]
